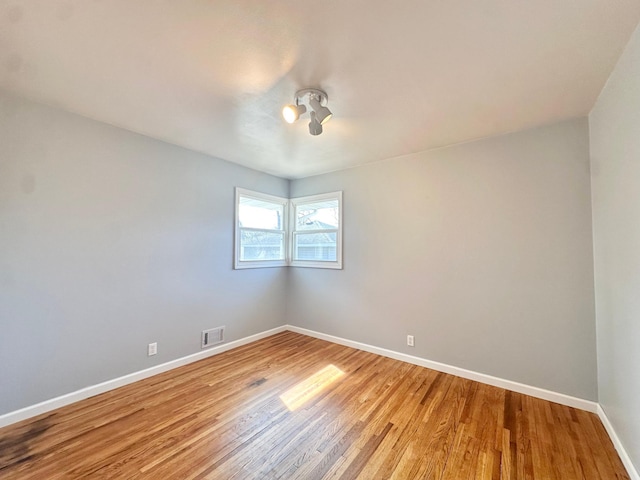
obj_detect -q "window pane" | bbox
[296,200,339,230]
[294,232,337,261]
[240,230,285,261]
[239,197,284,230]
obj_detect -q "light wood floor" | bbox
[0,331,629,479]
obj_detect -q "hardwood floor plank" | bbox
[0,331,631,479]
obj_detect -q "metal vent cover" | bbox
[201,326,225,348]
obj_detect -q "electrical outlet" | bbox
[148,342,157,356]
[407,335,415,347]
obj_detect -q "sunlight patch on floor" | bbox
[280,364,345,411]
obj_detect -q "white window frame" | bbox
[234,189,343,270]
[234,188,289,269]
[289,191,343,269]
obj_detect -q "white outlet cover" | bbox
[148,342,157,356]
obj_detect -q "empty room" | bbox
[1,1,639,479]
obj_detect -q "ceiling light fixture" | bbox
[282,88,332,135]
[309,111,322,136]
[282,103,307,124]
[309,95,332,125]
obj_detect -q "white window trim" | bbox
[289,191,343,270]
[234,188,289,269]
[234,189,343,270]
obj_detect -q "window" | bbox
[234,189,288,269]
[234,189,342,270]
[291,192,342,269]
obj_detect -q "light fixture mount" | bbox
[282,87,332,135]
[294,88,329,108]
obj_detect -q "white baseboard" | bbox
[0,325,287,429]
[285,325,599,413]
[597,405,640,480]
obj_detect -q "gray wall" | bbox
[289,118,598,400]
[590,22,640,471]
[0,91,288,415]
[0,91,602,416]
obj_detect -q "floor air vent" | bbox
[201,326,225,348]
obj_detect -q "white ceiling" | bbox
[1,1,639,179]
